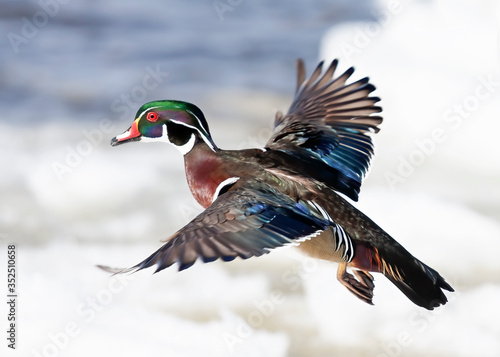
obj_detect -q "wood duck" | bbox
[107,59,453,310]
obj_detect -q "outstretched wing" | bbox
[267,59,382,201]
[115,181,333,274]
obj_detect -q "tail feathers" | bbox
[376,246,454,310]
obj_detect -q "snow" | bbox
[1,0,499,356]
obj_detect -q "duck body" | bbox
[183,140,449,308]
[108,59,453,310]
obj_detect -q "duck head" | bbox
[111,100,217,154]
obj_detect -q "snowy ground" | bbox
[1,0,500,356]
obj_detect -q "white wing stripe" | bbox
[333,223,355,262]
[309,200,333,222]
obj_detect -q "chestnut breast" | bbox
[184,146,236,209]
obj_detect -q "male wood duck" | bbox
[107,59,453,310]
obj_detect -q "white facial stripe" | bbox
[138,123,195,155]
[175,133,196,155]
[162,123,168,141]
[139,124,170,143]
[185,109,209,136]
[212,177,240,203]
[199,134,216,151]
[137,106,160,120]
[170,119,216,152]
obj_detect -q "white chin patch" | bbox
[140,125,195,155]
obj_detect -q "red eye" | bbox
[147,112,158,122]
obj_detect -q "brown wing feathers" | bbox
[268,59,383,200]
[290,59,382,130]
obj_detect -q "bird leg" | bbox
[354,269,375,291]
[337,262,374,305]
